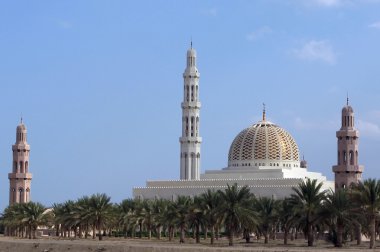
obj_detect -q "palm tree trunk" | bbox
[307,224,314,247]
[195,224,200,243]
[356,224,362,245]
[92,226,96,239]
[210,226,215,245]
[168,226,173,241]
[369,216,376,249]
[98,222,103,241]
[284,226,289,245]
[33,227,36,239]
[264,232,269,244]
[204,226,207,239]
[228,230,234,246]
[336,224,343,247]
[157,226,162,240]
[180,224,185,243]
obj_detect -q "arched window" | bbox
[343,151,347,164]
[356,151,358,163]
[191,85,194,101]
[338,151,341,165]
[18,188,24,203]
[13,161,17,173]
[185,117,189,137]
[186,86,189,102]
[12,188,16,203]
[26,188,30,202]
[25,161,28,173]
[349,151,354,165]
[19,161,24,173]
[191,117,194,137]
[196,117,199,137]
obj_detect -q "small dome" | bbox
[228,121,300,165]
[17,123,26,131]
[300,159,308,168]
[342,105,354,114]
[187,48,196,57]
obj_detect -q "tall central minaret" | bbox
[332,99,364,189]
[179,44,202,180]
[8,119,33,205]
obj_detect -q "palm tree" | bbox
[161,200,177,241]
[140,199,154,239]
[291,178,326,247]
[352,179,380,249]
[187,196,204,243]
[218,184,257,246]
[21,202,48,239]
[200,189,221,245]
[278,198,296,245]
[151,199,167,239]
[2,203,25,237]
[118,198,136,238]
[173,195,192,243]
[254,197,280,244]
[74,196,93,238]
[88,193,112,241]
[321,189,354,247]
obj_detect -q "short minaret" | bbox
[8,119,33,205]
[332,99,364,189]
[179,44,202,180]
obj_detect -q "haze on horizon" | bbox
[1,0,380,211]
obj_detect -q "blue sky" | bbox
[1,0,380,210]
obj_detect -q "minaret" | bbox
[332,99,364,189]
[8,119,33,205]
[179,43,202,180]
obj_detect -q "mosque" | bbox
[3,45,364,206]
[133,45,364,200]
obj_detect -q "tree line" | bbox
[1,178,380,249]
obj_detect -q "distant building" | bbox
[8,119,32,205]
[332,100,364,189]
[133,46,341,200]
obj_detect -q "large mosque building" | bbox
[134,45,363,199]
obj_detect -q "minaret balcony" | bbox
[332,165,363,173]
[179,136,202,143]
[8,173,33,179]
[181,102,201,109]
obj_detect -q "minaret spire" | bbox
[262,103,266,121]
[180,45,202,180]
[347,93,349,106]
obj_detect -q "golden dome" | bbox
[228,121,300,165]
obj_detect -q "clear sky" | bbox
[1,0,380,210]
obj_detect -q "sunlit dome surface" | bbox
[228,120,300,166]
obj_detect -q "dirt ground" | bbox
[0,236,379,252]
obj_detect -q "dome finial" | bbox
[347,93,349,106]
[262,103,266,121]
[190,37,192,49]
[20,113,23,124]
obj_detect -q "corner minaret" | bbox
[179,44,202,180]
[332,99,364,189]
[8,119,33,205]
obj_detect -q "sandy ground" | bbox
[0,236,380,252]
